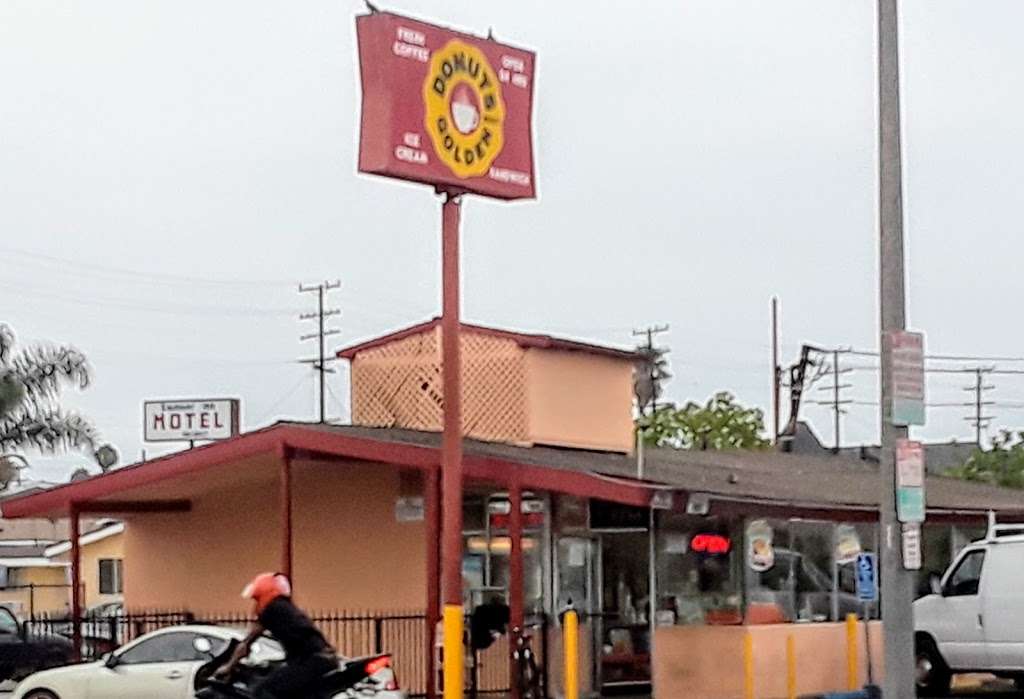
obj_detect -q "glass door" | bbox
[556,536,599,692]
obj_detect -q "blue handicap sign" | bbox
[855,553,878,603]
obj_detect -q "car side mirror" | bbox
[929,573,943,596]
[104,652,119,669]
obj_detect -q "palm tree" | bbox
[0,324,98,457]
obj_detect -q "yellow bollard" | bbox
[846,613,859,690]
[743,632,754,699]
[443,605,464,699]
[786,634,797,699]
[564,609,580,699]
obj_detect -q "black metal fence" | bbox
[24,608,539,697]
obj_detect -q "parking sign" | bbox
[855,553,878,603]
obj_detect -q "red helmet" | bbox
[241,573,291,613]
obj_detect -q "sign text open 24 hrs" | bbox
[356,11,536,200]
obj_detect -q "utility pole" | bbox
[810,350,854,453]
[633,325,670,415]
[878,0,916,695]
[299,280,341,423]
[963,367,995,446]
[771,298,781,444]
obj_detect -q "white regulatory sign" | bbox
[896,439,925,488]
[144,399,240,442]
[902,522,923,571]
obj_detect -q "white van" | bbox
[914,520,1024,695]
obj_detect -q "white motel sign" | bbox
[143,399,240,443]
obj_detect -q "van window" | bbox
[945,550,985,597]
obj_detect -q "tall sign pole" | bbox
[355,13,536,698]
[878,0,915,696]
[440,191,465,699]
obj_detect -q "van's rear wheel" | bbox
[915,637,951,696]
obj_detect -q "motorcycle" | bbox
[194,638,398,699]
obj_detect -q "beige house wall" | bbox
[123,461,425,615]
[1,566,68,616]
[524,349,635,453]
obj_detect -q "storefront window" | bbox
[487,537,544,615]
[835,522,878,619]
[655,513,742,625]
[461,492,549,614]
[745,519,878,623]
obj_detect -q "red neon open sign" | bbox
[691,533,731,555]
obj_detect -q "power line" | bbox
[843,347,1024,363]
[0,279,301,317]
[298,281,341,424]
[0,244,292,287]
[254,374,312,426]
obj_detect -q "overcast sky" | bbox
[2,0,1023,481]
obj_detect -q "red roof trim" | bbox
[335,318,638,361]
[1,427,283,519]
[0,425,652,519]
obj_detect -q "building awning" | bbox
[0,422,656,520]
[3,421,1022,522]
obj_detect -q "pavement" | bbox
[0,679,1017,698]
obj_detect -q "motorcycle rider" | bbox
[216,572,337,699]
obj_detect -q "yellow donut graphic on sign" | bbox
[423,40,506,179]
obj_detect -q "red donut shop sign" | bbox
[356,11,536,200]
[143,399,240,443]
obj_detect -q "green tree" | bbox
[946,430,1024,489]
[0,324,98,456]
[637,391,770,450]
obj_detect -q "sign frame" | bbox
[896,439,925,488]
[886,330,926,426]
[143,398,241,443]
[895,438,926,523]
[901,522,923,571]
[356,11,537,201]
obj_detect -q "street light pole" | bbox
[878,0,915,696]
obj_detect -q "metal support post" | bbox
[278,443,293,584]
[508,483,524,699]
[440,191,465,699]
[69,502,82,663]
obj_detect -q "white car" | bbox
[914,522,1024,695]
[11,624,405,699]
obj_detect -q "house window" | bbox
[99,559,123,595]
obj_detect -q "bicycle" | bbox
[511,626,541,699]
